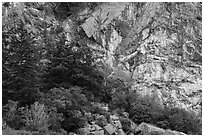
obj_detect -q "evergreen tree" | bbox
[2,3,41,106]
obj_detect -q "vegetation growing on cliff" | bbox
[2,2,202,135]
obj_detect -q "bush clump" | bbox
[110,85,202,135]
[41,87,91,132]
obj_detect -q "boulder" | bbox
[134,122,165,135]
[164,129,186,135]
[134,122,186,135]
[69,132,76,135]
[117,129,125,135]
[104,124,117,135]
[90,124,103,131]
[77,124,104,135]
[91,130,104,135]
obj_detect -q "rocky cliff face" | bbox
[67,2,202,115]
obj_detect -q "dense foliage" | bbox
[2,4,41,106]
[2,2,202,135]
[111,89,202,134]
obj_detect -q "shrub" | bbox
[111,84,202,135]
[161,107,202,135]
[41,87,91,132]
[2,100,24,129]
[20,102,50,132]
[3,100,65,134]
[43,87,89,111]
[47,107,64,132]
[95,115,108,127]
[2,126,18,135]
[111,86,163,124]
[156,120,170,129]
[110,80,133,110]
[120,117,135,134]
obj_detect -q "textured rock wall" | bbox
[79,2,202,114]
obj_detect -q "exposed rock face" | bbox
[134,122,186,135]
[80,2,202,115]
[132,59,202,114]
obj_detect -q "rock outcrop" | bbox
[79,2,202,115]
[134,122,186,135]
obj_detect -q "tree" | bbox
[42,29,111,102]
[2,2,43,106]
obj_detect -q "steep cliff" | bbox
[79,2,202,115]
